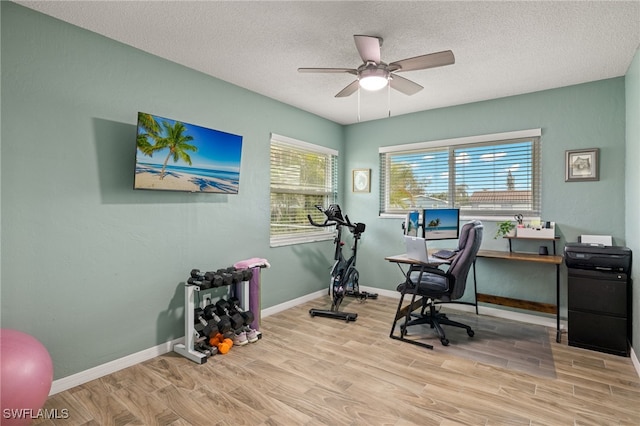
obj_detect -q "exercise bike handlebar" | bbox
[307,205,362,234]
[307,214,335,228]
[307,205,342,227]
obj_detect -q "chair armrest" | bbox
[408,264,447,277]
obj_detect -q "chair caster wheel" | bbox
[441,338,450,346]
[467,330,475,337]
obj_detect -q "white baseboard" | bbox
[50,337,183,395]
[261,289,326,318]
[632,346,640,377]
[50,285,638,394]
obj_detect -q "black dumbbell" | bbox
[191,269,206,279]
[215,270,234,286]
[210,274,223,287]
[187,276,212,289]
[239,268,253,281]
[228,297,255,326]
[203,271,225,288]
[194,308,218,338]
[194,341,216,357]
[189,269,214,287]
[215,299,245,330]
[197,272,222,288]
[203,303,231,333]
[224,267,245,283]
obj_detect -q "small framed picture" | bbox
[352,168,371,192]
[565,148,599,182]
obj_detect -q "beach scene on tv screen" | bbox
[135,113,243,193]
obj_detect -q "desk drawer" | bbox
[568,310,628,356]
[567,270,627,316]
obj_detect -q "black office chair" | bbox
[391,220,483,348]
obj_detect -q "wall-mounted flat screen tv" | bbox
[134,112,243,193]
[423,208,460,240]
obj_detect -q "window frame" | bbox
[269,133,338,247]
[379,129,542,218]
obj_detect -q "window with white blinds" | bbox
[379,130,541,217]
[270,134,338,246]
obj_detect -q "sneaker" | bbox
[233,331,248,346]
[245,327,259,343]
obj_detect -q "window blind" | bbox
[379,130,541,216]
[270,134,338,246]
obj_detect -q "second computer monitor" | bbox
[423,208,460,240]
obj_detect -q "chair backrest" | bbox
[447,221,483,300]
[456,220,476,251]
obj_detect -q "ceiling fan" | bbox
[298,35,455,98]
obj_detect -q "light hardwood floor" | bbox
[34,295,639,425]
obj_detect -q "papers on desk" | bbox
[580,235,612,246]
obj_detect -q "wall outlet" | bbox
[200,293,212,309]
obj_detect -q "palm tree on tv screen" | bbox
[136,113,161,156]
[153,121,197,180]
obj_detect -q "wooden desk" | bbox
[384,253,449,266]
[475,249,563,342]
[477,249,562,265]
[387,249,563,343]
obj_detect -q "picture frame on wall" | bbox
[352,168,371,192]
[565,148,599,182]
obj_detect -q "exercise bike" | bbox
[307,204,377,321]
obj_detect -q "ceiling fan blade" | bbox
[354,35,382,64]
[298,67,358,75]
[388,50,455,72]
[390,74,423,96]
[335,80,360,98]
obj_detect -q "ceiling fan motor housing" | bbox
[358,63,390,91]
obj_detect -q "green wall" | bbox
[1,2,636,382]
[1,3,343,379]
[343,78,627,312]
[625,48,639,359]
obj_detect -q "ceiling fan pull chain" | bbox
[357,87,361,122]
[387,83,391,117]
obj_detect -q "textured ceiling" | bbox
[16,1,640,125]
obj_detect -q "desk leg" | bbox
[389,293,434,350]
[556,264,561,343]
[473,260,478,315]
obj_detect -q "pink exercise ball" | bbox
[1,329,53,426]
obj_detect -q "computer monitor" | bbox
[423,208,460,240]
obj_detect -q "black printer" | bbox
[564,243,631,273]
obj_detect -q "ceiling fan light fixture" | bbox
[359,68,389,91]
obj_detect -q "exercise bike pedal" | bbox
[360,291,378,300]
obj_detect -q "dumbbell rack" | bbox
[173,269,255,364]
[174,260,269,364]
